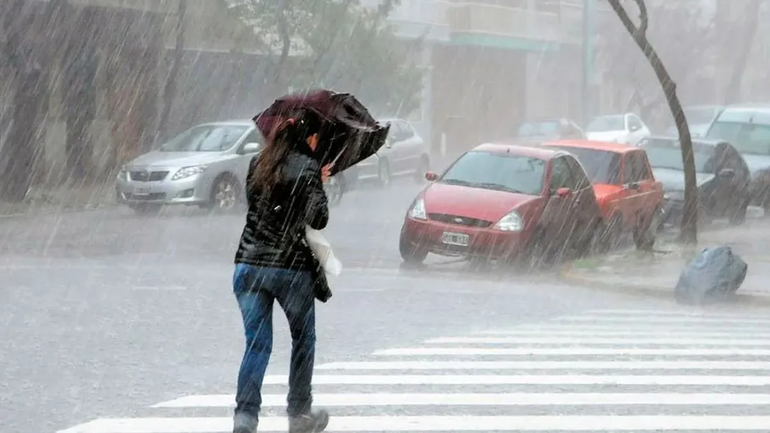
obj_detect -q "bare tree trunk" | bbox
[608,0,698,244]
[723,0,761,104]
[158,0,186,140]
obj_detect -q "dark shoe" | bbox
[289,409,330,433]
[233,412,258,433]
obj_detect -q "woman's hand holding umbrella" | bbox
[321,164,332,183]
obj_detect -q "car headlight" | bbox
[117,165,127,180]
[171,165,207,181]
[408,197,427,220]
[663,193,669,200]
[494,210,523,231]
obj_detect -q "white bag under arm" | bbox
[305,226,343,276]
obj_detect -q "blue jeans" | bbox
[232,264,316,419]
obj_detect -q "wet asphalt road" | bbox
[1,179,764,433]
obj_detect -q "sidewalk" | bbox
[561,221,770,305]
[0,183,117,218]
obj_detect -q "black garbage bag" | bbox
[675,246,748,305]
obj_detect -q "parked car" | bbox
[664,105,723,138]
[585,113,651,145]
[514,117,585,141]
[703,103,770,215]
[639,136,751,227]
[353,117,430,187]
[115,120,345,213]
[398,143,601,266]
[540,140,664,250]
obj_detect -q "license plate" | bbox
[134,186,151,194]
[442,232,469,246]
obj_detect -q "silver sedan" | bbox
[115,121,261,213]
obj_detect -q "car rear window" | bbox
[441,151,545,195]
[516,121,559,137]
[547,146,621,185]
[705,121,770,155]
[586,115,624,133]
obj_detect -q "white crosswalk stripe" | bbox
[57,308,770,432]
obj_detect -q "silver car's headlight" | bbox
[494,210,523,231]
[171,165,207,181]
[408,198,427,220]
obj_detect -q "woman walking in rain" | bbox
[232,108,331,433]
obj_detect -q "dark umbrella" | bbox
[253,89,391,176]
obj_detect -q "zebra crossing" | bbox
[58,308,770,432]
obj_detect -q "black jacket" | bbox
[235,148,329,273]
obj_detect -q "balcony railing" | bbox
[387,0,450,25]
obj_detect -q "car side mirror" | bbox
[425,171,438,181]
[556,187,572,198]
[242,142,260,154]
[718,168,735,179]
[629,124,640,132]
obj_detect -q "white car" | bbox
[585,113,651,145]
[351,117,430,187]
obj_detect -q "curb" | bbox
[559,268,770,307]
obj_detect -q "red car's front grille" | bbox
[428,213,493,228]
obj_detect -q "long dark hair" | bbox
[251,108,325,195]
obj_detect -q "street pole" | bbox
[581,0,595,127]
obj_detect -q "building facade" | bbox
[383,0,589,159]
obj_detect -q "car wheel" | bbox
[729,198,749,225]
[572,219,597,258]
[413,156,430,184]
[696,202,712,228]
[593,214,622,254]
[399,228,428,265]
[633,207,660,251]
[526,228,555,270]
[377,159,391,188]
[209,174,240,212]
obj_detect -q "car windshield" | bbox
[586,115,625,132]
[516,121,559,137]
[684,107,718,125]
[705,120,770,155]
[440,151,545,195]
[159,124,250,152]
[547,146,621,184]
[640,138,714,173]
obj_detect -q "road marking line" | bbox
[374,347,770,356]
[426,337,770,345]
[56,415,770,432]
[153,392,770,408]
[585,309,768,317]
[314,360,770,370]
[553,316,770,324]
[472,329,770,337]
[259,374,770,386]
[131,286,187,291]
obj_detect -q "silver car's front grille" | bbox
[129,170,169,182]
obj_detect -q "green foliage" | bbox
[224,0,424,117]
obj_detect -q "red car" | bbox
[540,140,664,250]
[399,143,602,265]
